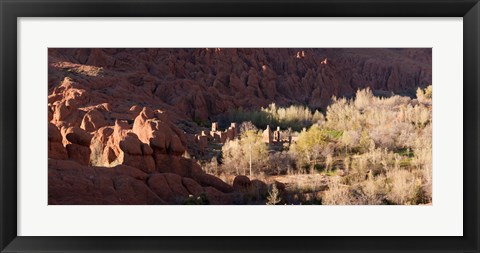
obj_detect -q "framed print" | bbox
[1,0,479,252]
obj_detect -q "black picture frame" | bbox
[1,0,479,252]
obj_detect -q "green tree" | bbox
[291,124,329,173]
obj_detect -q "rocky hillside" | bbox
[47,48,431,205]
[49,48,431,123]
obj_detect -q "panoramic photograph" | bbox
[48,48,432,205]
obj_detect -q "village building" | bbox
[262,125,292,147]
[195,122,293,152]
[262,125,273,144]
[273,126,281,142]
[194,122,238,149]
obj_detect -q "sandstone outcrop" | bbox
[64,127,92,165]
[48,123,68,160]
[132,107,186,157]
[182,177,204,196]
[49,48,431,123]
[48,103,234,204]
[80,109,107,132]
[48,159,235,205]
[48,159,165,205]
[233,175,251,192]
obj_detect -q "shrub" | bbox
[386,169,422,205]
[354,87,374,111]
[359,175,388,205]
[183,193,210,205]
[268,151,296,175]
[323,176,352,205]
[266,183,282,205]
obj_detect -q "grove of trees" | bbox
[201,86,433,205]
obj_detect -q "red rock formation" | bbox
[203,186,235,205]
[192,172,233,193]
[48,159,235,205]
[147,173,190,203]
[89,120,156,173]
[132,107,186,156]
[48,159,165,205]
[48,123,68,160]
[49,48,431,123]
[47,48,431,205]
[64,127,92,165]
[80,109,107,132]
[48,103,234,204]
[182,177,204,196]
[233,175,251,192]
